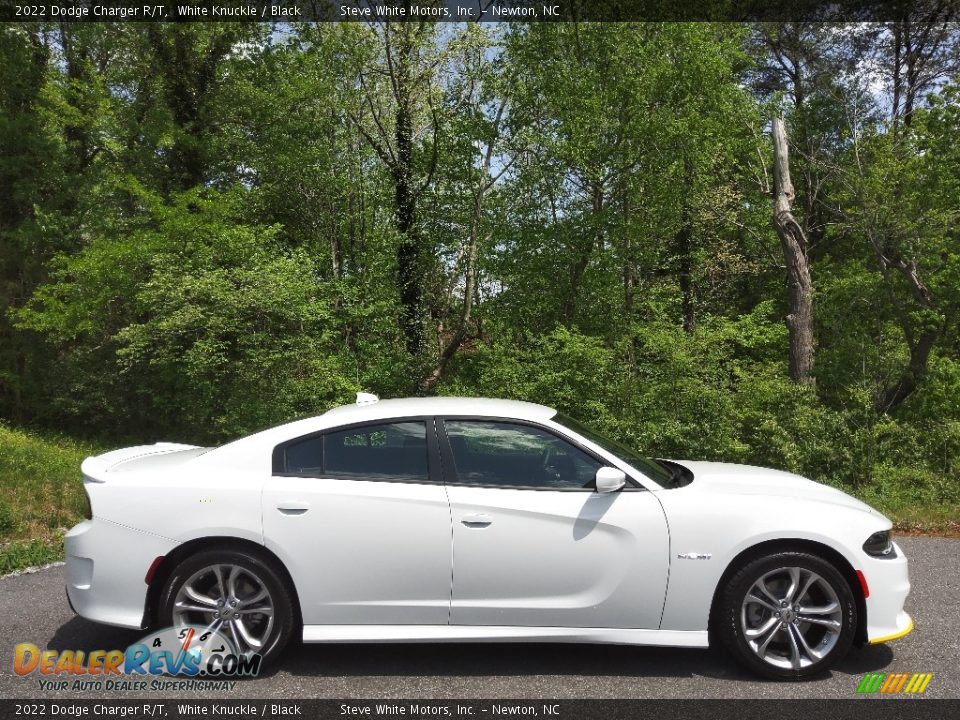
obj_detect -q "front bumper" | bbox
[862,541,913,644]
[65,518,176,630]
[870,611,913,644]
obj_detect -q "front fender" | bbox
[656,490,887,632]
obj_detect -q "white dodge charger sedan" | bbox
[65,395,912,679]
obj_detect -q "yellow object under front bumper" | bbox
[870,612,914,644]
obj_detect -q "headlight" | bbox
[863,530,896,558]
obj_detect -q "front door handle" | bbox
[461,513,493,527]
[276,501,310,515]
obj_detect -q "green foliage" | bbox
[0,500,15,535]
[439,310,959,529]
[15,189,369,441]
[0,537,66,576]
[0,425,97,552]
[0,23,957,539]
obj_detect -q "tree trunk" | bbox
[622,190,636,316]
[892,22,903,129]
[878,328,937,413]
[772,116,816,385]
[392,29,424,358]
[673,157,696,333]
[146,27,238,191]
[420,100,506,391]
[419,199,480,393]
[563,181,603,323]
[872,252,943,414]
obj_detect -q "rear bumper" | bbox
[65,518,176,630]
[862,542,913,644]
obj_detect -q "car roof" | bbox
[199,397,560,465]
[321,396,556,424]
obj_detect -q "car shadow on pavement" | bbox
[275,640,896,682]
[48,616,143,653]
[46,617,895,683]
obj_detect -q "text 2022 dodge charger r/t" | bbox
[65,395,912,679]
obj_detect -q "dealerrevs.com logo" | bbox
[857,672,934,695]
[13,625,261,692]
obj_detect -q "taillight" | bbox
[82,488,92,519]
[145,557,164,585]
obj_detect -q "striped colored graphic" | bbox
[856,672,933,694]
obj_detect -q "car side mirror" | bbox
[595,466,626,493]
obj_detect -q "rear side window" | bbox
[281,421,429,483]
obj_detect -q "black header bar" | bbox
[1,0,958,23]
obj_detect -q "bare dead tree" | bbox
[772,115,816,385]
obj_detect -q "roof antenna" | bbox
[356,392,379,406]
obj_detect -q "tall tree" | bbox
[0,26,54,420]
[772,115,815,384]
[348,21,446,360]
[420,25,511,391]
[843,95,958,413]
[141,24,258,192]
[887,5,960,130]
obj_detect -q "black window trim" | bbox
[272,415,444,486]
[435,415,645,492]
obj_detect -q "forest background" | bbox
[1,17,959,569]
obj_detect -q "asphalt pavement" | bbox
[1,536,957,699]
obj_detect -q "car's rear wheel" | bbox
[717,551,857,680]
[159,548,294,664]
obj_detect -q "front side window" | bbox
[551,413,679,487]
[443,420,601,490]
[283,421,429,483]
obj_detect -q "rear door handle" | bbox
[276,501,310,515]
[461,513,493,527]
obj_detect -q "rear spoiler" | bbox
[81,442,200,483]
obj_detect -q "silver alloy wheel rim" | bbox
[172,563,275,656]
[740,566,843,670]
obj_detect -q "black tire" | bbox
[158,548,295,666]
[716,551,857,680]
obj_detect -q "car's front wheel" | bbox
[159,548,294,664]
[717,551,857,680]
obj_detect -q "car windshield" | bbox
[552,412,678,487]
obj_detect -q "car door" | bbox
[440,418,670,629]
[262,418,452,626]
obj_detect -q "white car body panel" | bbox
[65,518,176,629]
[64,396,912,653]
[446,485,669,628]
[650,461,910,641]
[301,624,708,647]
[263,477,451,625]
